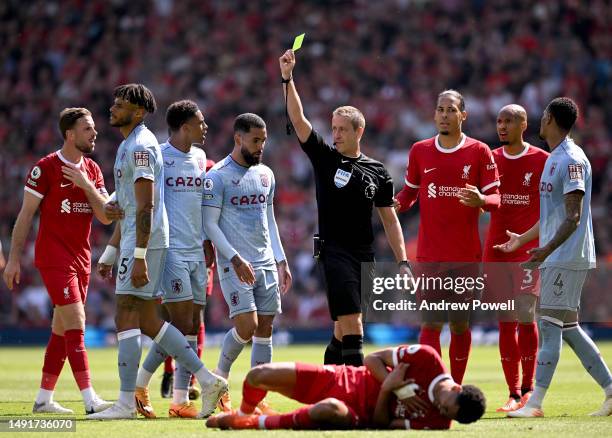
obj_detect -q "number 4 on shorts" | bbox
[553,273,564,289]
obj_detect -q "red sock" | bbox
[498,321,520,397]
[419,327,442,357]
[264,406,316,429]
[449,330,471,384]
[518,322,538,393]
[164,356,174,373]
[64,329,90,390]
[197,322,205,357]
[40,333,67,390]
[240,379,267,414]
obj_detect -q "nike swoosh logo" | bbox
[60,183,71,188]
[341,159,349,163]
[424,168,436,174]
[520,285,532,290]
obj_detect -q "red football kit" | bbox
[24,150,106,305]
[483,145,549,299]
[292,344,453,430]
[397,135,500,262]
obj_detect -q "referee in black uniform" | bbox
[279,49,411,366]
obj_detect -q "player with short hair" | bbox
[279,49,411,369]
[88,84,227,420]
[3,107,117,414]
[395,90,501,384]
[130,99,213,419]
[497,97,612,417]
[483,104,549,412]
[206,344,486,430]
[202,113,292,413]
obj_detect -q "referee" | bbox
[279,49,411,366]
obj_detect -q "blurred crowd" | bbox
[1,0,611,330]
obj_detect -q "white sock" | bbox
[81,387,96,406]
[526,386,547,409]
[195,366,217,386]
[604,383,612,399]
[36,388,53,404]
[213,367,229,379]
[173,389,189,405]
[135,368,154,389]
[118,391,135,409]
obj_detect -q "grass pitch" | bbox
[1,343,611,437]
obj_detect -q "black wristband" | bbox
[281,76,293,84]
[398,260,410,268]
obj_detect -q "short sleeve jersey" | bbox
[202,155,276,269]
[161,141,206,260]
[113,123,169,250]
[539,138,596,269]
[300,130,394,249]
[24,150,106,273]
[484,145,549,262]
[388,344,453,430]
[404,135,500,262]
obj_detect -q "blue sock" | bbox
[251,336,272,368]
[142,342,168,374]
[534,318,563,390]
[563,324,612,388]
[175,335,198,391]
[154,322,205,376]
[217,328,248,377]
[117,329,142,392]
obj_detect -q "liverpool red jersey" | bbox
[483,145,549,262]
[24,150,106,273]
[404,135,500,262]
[387,344,453,430]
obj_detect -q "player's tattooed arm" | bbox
[542,190,583,252]
[526,190,583,265]
[134,178,153,248]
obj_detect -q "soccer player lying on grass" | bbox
[206,344,485,430]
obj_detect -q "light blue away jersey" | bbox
[202,155,275,268]
[539,137,595,270]
[114,123,169,250]
[161,141,207,260]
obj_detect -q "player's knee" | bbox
[235,321,257,340]
[449,321,469,334]
[173,319,193,335]
[310,398,351,426]
[246,365,273,386]
[57,303,86,330]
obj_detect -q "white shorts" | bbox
[540,267,588,311]
[116,248,167,299]
[218,266,281,319]
[161,251,207,305]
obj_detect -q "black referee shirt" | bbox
[300,129,394,250]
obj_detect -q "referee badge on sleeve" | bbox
[334,168,352,188]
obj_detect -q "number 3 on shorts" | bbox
[522,268,533,286]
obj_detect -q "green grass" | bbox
[1,343,611,437]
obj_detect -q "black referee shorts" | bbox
[319,244,374,321]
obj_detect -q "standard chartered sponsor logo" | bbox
[61,199,71,213]
[60,199,92,214]
[427,183,462,198]
[502,193,530,205]
[427,182,437,198]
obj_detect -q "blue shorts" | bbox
[218,266,281,318]
[116,248,167,300]
[160,251,207,305]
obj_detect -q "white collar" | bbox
[435,134,466,153]
[502,143,530,160]
[57,150,83,168]
[428,373,453,403]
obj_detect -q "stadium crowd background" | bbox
[0,0,610,331]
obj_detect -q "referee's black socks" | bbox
[341,334,364,366]
[324,335,343,365]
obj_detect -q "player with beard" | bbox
[3,108,119,414]
[89,84,226,420]
[202,113,292,414]
[395,90,501,384]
